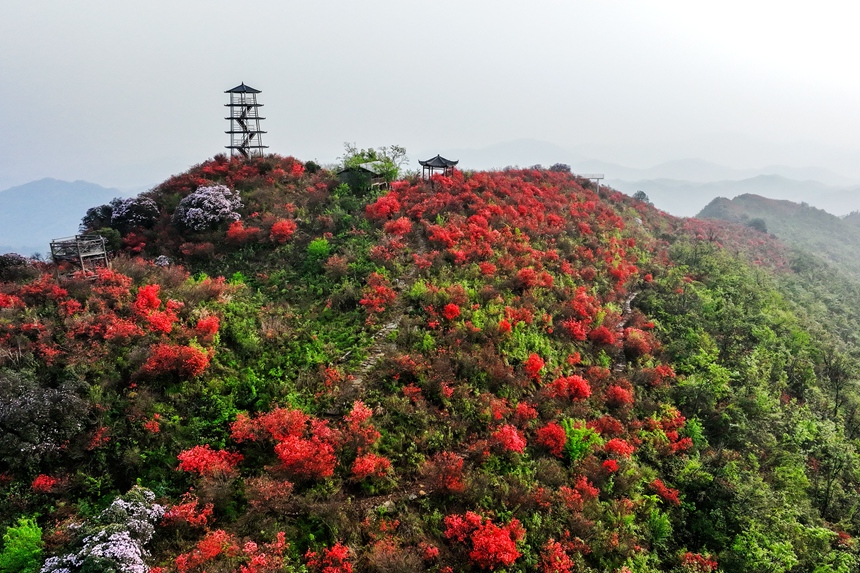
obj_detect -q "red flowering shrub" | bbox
[546,375,591,401]
[143,414,161,433]
[175,529,240,573]
[536,422,568,457]
[513,402,538,426]
[561,318,589,340]
[0,293,24,309]
[443,512,525,570]
[587,415,624,436]
[274,434,337,479]
[680,552,718,572]
[244,476,295,513]
[540,539,574,573]
[442,303,461,320]
[231,407,310,443]
[524,353,545,380]
[343,400,381,453]
[305,542,353,573]
[140,344,211,378]
[177,444,243,477]
[650,478,681,505]
[32,474,58,493]
[351,453,392,479]
[623,327,653,359]
[588,325,617,345]
[493,424,526,453]
[383,216,413,235]
[605,385,635,408]
[225,220,262,243]
[422,452,466,494]
[603,459,619,473]
[359,272,397,316]
[195,315,220,342]
[366,194,401,221]
[162,493,214,528]
[498,318,512,334]
[270,219,298,244]
[604,438,635,459]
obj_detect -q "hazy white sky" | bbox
[3,1,860,189]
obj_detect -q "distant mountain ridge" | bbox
[698,193,860,278]
[611,175,860,218]
[0,178,128,256]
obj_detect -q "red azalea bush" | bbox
[177,444,243,477]
[443,512,525,570]
[140,343,211,378]
[305,542,353,573]
[351,453,392,479]
[524,353,545,380]
[604,438,635,459]
[32,474,58,493]
[546,375,591,400]
[422,452,466,494]
[493,424,527,454]
[536,422,568,457]
[270,219,298,244]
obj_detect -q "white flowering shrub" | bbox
[41,487,165,573]
[172,184,242,231]
[110,197,160,231]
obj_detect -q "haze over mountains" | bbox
[425,138,860,217]
[5,138,860,256]
[0,179,130,256]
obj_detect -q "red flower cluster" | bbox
[536,422,568,457]
[351,453,392,479]
[305,542,353,573]
[493,424,527,453]
[680,551,718,572]
[443,512,525,570]
[162,493,214,527]
[140,343,211,378]
[176,444,243,477]
[422,452,466,494]
[442,303,461,320]
[524,353,545,380]
[270,219,298,244]
[604,438,635,459]
[31,474,58,493]
[546,375,591,401]
[359,272,397,316]
[650,478,681,505]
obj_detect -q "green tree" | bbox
[0,517,43,573]
[340,142,408,184]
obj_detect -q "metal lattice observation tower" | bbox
[225,83,268,158]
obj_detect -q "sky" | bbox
[3,1,860,191]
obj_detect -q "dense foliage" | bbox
[2,154,860,572]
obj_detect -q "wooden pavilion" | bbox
[419,155,458,179]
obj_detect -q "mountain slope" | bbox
[1,156,860,572]
[698,193,860,278]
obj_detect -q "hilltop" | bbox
[1,154,860,573]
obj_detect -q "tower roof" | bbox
[225,83,261,94]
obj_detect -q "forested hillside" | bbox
[699,193,860,280]
[1,154,860,573]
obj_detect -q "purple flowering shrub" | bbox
[40,486,164,573]
[110,197,160,231]
[172,185,242,232]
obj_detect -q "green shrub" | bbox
[0,517,43,573]
[560,419,601,462]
